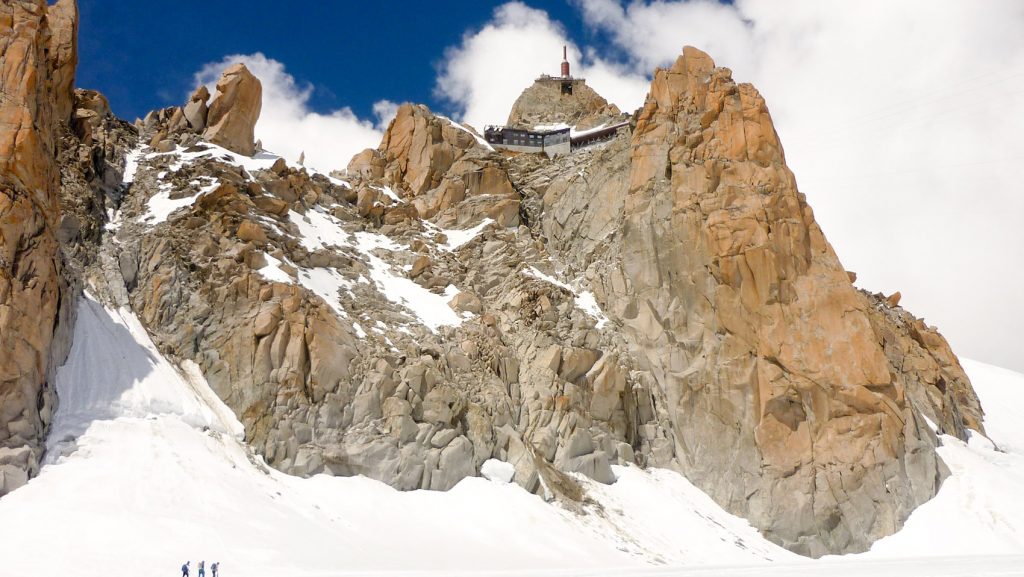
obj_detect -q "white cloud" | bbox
[439,1,1024,371]
[576,0,757,75]
[372,99,401,131]
[193,53,383,172]
[435,3,570,130]
[434,2,648,131]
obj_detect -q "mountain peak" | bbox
[505,53,622,130]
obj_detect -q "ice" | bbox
[523,265,571,290]
[530,122,626,140]
[257,243,355,320]
[962,358,1024,455]
[570,123,614,137]
[122,145,144,184]
[170,142,282,174]
[352,322,367,339]
[574,290,610,329]
[480,459,515,483]
[43,296,239,457]
[275,205,467,330]
[374,184,403,203]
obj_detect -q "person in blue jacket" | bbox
[211,561,219,577]
[181,561,190,577]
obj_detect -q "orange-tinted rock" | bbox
[183,85,210,131]
[0,0,75,495]
[203,63,262,156]
[613,45,934,556]
[528,45,984,556]
[506,76,620,129]
[46,0,78,125]
[887,291,902,307]
[365,103,519,227]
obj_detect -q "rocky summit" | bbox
[0,1,988,561]
[507,75,622,130]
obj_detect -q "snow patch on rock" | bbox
[481,459,516,483]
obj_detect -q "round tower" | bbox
[561,45,570,78]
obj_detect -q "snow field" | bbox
[2,295,1024,576]
[0,296,792,576]
[10,135,1024,577]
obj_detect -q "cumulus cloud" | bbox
[439,1,1024,370]
[193,53,384,172]
[576,0,757,75]
[372,99,401,131]
[434,2,648,131]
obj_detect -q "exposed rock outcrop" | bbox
[521,46,984,556]
[506,77,621,130]
[0,0,78,496]
[45,34,985,560]
[46,0,78,124]
[184,86,210,131]
[203,63,262,156]
[349,103,520,227]
[618,47,937,555]
[60,88,137,268]
[101,95,662,507]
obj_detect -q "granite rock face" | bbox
[203,63,262,156]
[349,103,520,228]
[33,32,986,559]
[0,0,77,496]
[518,46,984,556]
[106,100,647,503]
[507,76,621,130]
[620,46,935,555]
[183,86,210,132]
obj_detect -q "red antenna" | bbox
[561,45,570,78]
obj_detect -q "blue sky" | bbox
[77,1,603,121]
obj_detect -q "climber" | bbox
[181,561,190,577]
[198,560,206,577]
[211,561,219,577]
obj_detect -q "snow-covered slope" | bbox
[854,358,1024,559]
[0,295,789,576]
[0,294,1022,576]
